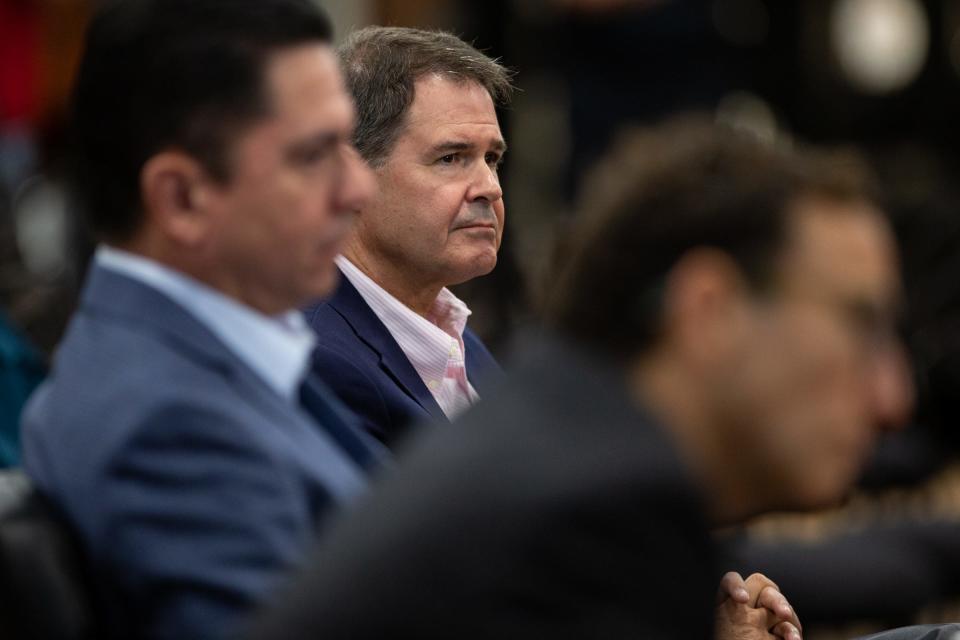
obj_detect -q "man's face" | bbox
[718,198,912,510]
[350,74,506,294]
[204,44,374,314]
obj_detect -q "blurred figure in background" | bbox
[20,1,379,638]
[0,0,91,466]
[0,306,44,467]
[248,119,903,640]
[0,0,42,198]
[719,167,960,637]
[1,0,93,351]
[304,26,511,447]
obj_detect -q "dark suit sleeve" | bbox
[856,624,960,640]
[247,444,715,639]
[722,519,960,626]
[96,402,320,640]
[309,345,393,443]
[247,488,715,640]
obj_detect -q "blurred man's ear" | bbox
[140,151,217,248]
[658,248,753,370]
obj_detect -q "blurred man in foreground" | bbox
[250,120,911,639]
[20,1,376,638]
[304,27,511,446]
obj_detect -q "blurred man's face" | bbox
[203,44,374,314]
[350,74,506,296]
[718,198,912,509]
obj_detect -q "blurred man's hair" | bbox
[549,117,879,364]
[338,26,514,167]
[71,0,333,242]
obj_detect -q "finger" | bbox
[743,572,780,599]
[772,620,802,640]
[717,571,750,604]
[717,600,782,638]
[757,586,802,631]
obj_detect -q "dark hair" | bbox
[70,0,333,242]
[549,117,879,363]
[338,26,514,167]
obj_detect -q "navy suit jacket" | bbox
[248,338,717,639]
[21,265,372,640]
[857,625,960,640]
[303,271,501,446]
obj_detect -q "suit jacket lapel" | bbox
[82,265,371,503]
[328,273,446,422]
[82,265,237,373]
[82,266,353,448]
[299,374,386,470]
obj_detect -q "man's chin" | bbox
[448,254,498,286]
[303,268,341,305]
[785,475,858,513]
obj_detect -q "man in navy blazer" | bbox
[305,274,499,445]
[304,27,513,447]
[20,1,376,638]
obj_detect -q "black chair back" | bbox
[0,469,95,640]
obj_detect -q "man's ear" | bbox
[659,248,752,368]
[140,151,217,247]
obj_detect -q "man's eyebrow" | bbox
[285,130,340,159]
[429,138,508,155]
[841,294,904,335]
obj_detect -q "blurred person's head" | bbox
[337,26,513,314]
[71,0,373,313]
[550,118,912,521]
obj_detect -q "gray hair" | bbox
[338,26,514,166]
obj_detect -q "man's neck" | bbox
[628,354,763,527]
[115,237,285,316]
[340,249,442,318]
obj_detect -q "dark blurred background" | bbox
[5,1,960,637]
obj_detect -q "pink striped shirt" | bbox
[336,256,479,419]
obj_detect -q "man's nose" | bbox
[869,341,914,431]
[338,144,375,212]
[466,162,502,204]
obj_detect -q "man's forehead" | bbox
[227,44,354,165]
[264,44,341,104]
[406,75,500,129]
[404,118,505,157]
[781,197,901,304]
[259,43,355,133]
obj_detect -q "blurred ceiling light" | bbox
[715,91,780,146]
[13,176,69,277]
[831,0,929,94]
[712,0,769,47]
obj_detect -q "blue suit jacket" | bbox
[304,271,501,447]
[21,265,372,640]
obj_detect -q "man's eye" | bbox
[438,154,459,165]
[485,152,502,166]
[287,135,342,166]
[301,150,325,164]
[291,145,332,166]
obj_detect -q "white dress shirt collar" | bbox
[336,255,478,418]
[96,245,316,401]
